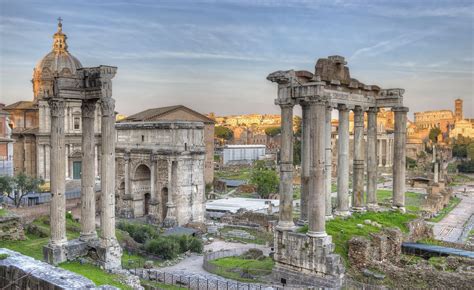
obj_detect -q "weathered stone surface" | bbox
[0,215,25,241]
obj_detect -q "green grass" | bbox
[210,256,274,282]
[298,211,417,262]
[0,208,7,217]
[376,190,424,212]
[417,238,445,246]
[60,261,132,289]
[220,226,273,245]
[428,197,462,222]
[215,168,251,180]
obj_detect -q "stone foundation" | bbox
[0,215,25,241]
[272,229,344,288]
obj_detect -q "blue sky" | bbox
[1,0,473,118]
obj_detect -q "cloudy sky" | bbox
[0,0,473,119]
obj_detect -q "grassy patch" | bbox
[417,238,445,246]
[428,197,462,222]
[298,211,417,262]
[0,253,9,260]
[210,256,274,282]
[0,208,7,217]
[220,226,273,245]
[215,168,251,180]
[60,261,132,289]
[376,190,424,213]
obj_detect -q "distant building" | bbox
[222,144,266,165]
[0,104,14,176]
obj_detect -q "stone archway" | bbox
[132,164,151,217]
[161,187,168,221]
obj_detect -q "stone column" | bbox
[352,106,365,211]
[385,139,391,167]
[392,107,408,210]
[80,100,97,241]
[65,144,69,179]
[163,159,177,227]
[98,97,121,269]
[307,99,327,237]
[44,98,67,264]
[299,102,311,224]
[366,107,378,208]
[124,151,130,195]
[336,105,350,216]
[325,105,333,219]
[378,139,383,167]
[277,103,295,231]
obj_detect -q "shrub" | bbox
[188,237,203,253]
[117,222,157,244]
[145,237,180,260]
[0,254,9,260]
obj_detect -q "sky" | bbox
[0,0,473,119]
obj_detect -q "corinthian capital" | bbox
[81,100,97,118]
[48,99,65,117]
[101,98,115,117]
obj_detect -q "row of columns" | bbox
[47,97,118,250]
[277,98,408,235]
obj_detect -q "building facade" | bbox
[0,104,14,176]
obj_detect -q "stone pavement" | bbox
[432,184,474,243]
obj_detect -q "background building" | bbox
[222,144,266,165]
[0,104,14,176]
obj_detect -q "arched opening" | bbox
[161,187,168,221]
[132,164,151,217]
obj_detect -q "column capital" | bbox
[367,107,379,114]
[81,99,97,118]
[337,104,349,111]
[48,99,65,117]
[392,106,409,113]
[276,101,295,108]
[100,97,115,117]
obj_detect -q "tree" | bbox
[250,166,279,198]
[467,143,474,160]
[0,173,44,207]
[215,126,233,140]
[429,127,441,143]
[293,138,301,166]
[265,126,281,137]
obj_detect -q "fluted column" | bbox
[352,106,365,211]
[325,105,333,219]
[307,99,327,237]
[80,100,97,241]
[385,139,391,167]
[392,106,408,210]
[48,99,67,248]
[299,102,311,224]
[336,105,350,216]
[277,103,295,230]
[366,107,378,207]
[100,98,118,242]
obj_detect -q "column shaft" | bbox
[366,107,378,206]
[352,106,365,210]
[392,107,408,208]
[308,100,326,237]
[277,103,295,230]
[378,139,383,166]
[299,103,311,223]
[100,98,117,241]
[80,100,97,240]
[48,99,67,246]
[336,105,350,215]
[325,106,333,218]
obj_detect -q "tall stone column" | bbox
[385,139,391,167]
[325,105,333,219]
[299,102,311,224]
[80,100,97,241]
[366,107,378,207]
[163,159,177,227]
[392,106,408,210]
[277,103,295,231]
[124,151,130,195]
[336,105,350,216]
[378,139,383,166]
[352,106,365,211]
[44,98,67,264]
[98,97,121,270]
[307,100,327,237]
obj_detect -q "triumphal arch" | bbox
[268,56,408,287]
[42,66,122,270]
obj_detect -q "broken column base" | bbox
[43,243,67,265]
[272,229,345,288]
[97,238,123,270]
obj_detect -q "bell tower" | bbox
[455,98,463,121]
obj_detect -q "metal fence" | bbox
[2,188,81,207]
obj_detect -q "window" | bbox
[74,117,80,130]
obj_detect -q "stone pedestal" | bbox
[97,238,122,270]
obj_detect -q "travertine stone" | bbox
[308,99,326,237]
[163,159,177,227]
[277,103,295,231]
[336,105,350,216]
[392,106,408,209]
[352,106,365,211]
[299,102,311,224]
[366,107,378,206]
[45,98,67,264]
[325,105,333,219]
[80,99,97,241]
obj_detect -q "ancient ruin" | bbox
[267,55,408,287]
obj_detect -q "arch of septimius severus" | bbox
[268,56,407,287]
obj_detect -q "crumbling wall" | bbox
[220,210,278,230]
[0,215,25,241]
[406,218,434,242]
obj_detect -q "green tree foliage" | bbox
[294,116,302,137]
[264,126,281,137]
[451,136,473,159]
[467,143,474,160]
[0,173,44,207]
[250,165,279,198]
[215,126,233,140]
[406,157,417,169]
[458,160,474,173]
[144,235,203,260]
[429,127,442,143]
[117,222,158,243]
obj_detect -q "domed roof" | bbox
[34,18,82,77]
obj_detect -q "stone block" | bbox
[43,243,67,265]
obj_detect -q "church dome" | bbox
[32,19,82,100]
